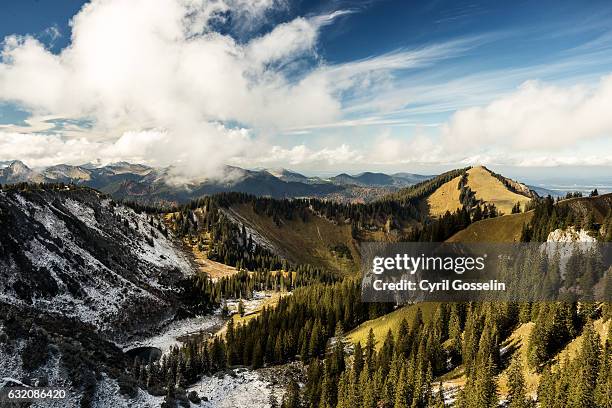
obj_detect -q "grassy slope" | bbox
[446,211,533,243]
[497,323,539,396]
[425,166,531,218]
[497,317,610,398]
[215,292,286,338]
[466,166,532,214]
[554,317,610,365]
[184,235,239,280]
[557,193,612,223]
[425,175,463,217]
[448,192,612,243]
[346,303,437,348]
[444,194,611,398]
[229,204,360,275]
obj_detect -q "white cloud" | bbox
[0,0,477,177]
[0,0,344,178]
[441,75,612,153]
[10,0,606,174]
[0,132,98,168]
[245,143,363,166]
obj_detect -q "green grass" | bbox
[346,303,437,348]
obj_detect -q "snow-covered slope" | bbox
[0,185,194,335]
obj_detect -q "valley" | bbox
[0,166,611,408]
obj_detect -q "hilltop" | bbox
[425,166,533,217]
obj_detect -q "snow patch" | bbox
[187,368,285,408]
[123,314,224,354]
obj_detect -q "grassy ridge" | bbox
[425,175,464,217]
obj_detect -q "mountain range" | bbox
[1,165,610,407]
[0,160,432,204]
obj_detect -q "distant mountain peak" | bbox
[7,160,30,172]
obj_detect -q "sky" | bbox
[1,0,612,181]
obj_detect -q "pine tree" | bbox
[394,362,409,408]
[319,363,333,408]
[507,355,528,408]
[360,360,375,408]
[365,328,376,373]
[594,324,611,408]
[335,372,349,408]
[473,357,498,408]
[537,366,557,408]
[353,342,364,378]
[569,319,601,408]
[304,359,322,408]
[238,299,245,317]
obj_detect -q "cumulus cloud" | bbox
[10,0,605,174]
[0,132,98,168]
[0,0,347,178]
[0,0,479,177]
[442,75,612,152]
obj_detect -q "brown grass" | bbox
[447,211,533,243]
[185,236,239,280]
[425,175,464,217]
[425,166,532,218]
[554,317,610,365]
[467,167,531,214]
[228,204,360,275]
[498,322,539,397]
[215,292,286,338]
[346,303,437,348]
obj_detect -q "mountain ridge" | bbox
[0,160,434,204]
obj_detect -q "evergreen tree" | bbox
[569,319,601,408]
[594,324,611,408]
[507,355,529,408]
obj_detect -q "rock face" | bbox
[546,227,598,243]
[0,160,34,184]
[0,186,193,336]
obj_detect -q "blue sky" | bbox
[1,0,612,180]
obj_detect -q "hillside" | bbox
[467,166,532,214]
[557,192,612,223]
[225,203,360,275]
[0,184,193,334]
[425,166,532,217]
[1,168,609,408]
[446,211,533,242]
[346,303,437,348]
[330,172,431,187]
[0,184,204,406]
[425,174,464,216]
